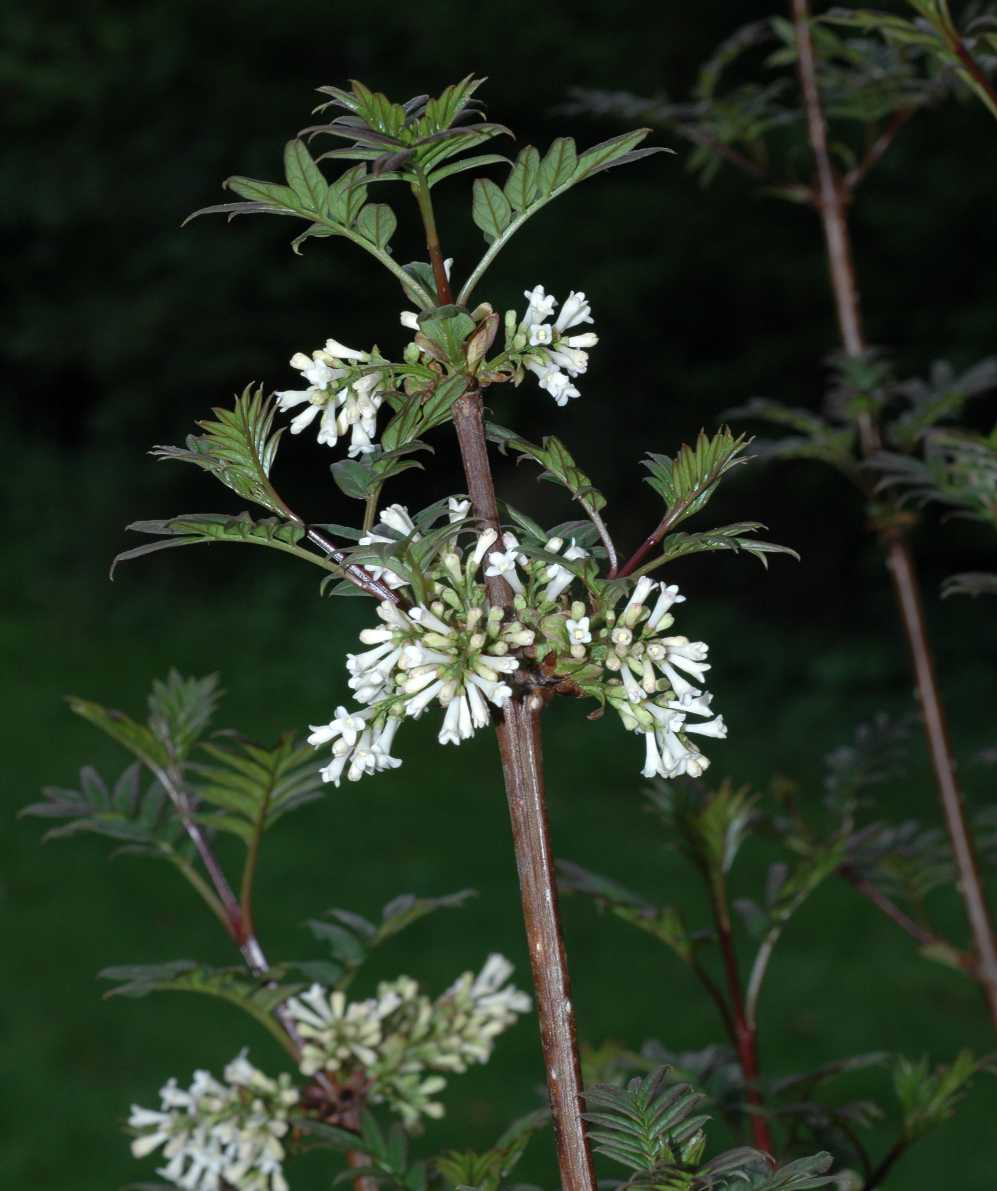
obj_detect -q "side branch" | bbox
[791,0,997,1032]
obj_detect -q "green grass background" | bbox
[4,450,996,1191]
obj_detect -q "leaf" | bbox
[583,1068,709,1175]
[283,139,328,211]
[151,385,294,518]
[503,146,541,210]
[21,763,189,855]
[486,423,607,512]
[894,1050,993,1142]
[331,457,379,500]
[357,202,397,250]
[305,889,475,989]
[538,137,578,195]
[99,961,303,1050]
[428,153,512,188]
[654,523,800,570]
[942,571,997,598]
[574,129,664,180]
[189,732,326,846]
[147,670,222,763]
[420,374,468,430]
[472,178,513,243]
[642,429,752,530]
[111,513,318,577]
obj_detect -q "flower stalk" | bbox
[791,0,997,1031]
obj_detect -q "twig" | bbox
[306,526,401,604]
[791,0,997,1033]
[866,1138,909,1190]
[706,873,773,1154]
[580,499,618,573]
[843,107,915,193]
[452,384,597,1191]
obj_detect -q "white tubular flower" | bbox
[485,548,524,592]
[544,540,588,603]
[276,337,390,452]
[400,310,420,330]
[565,616,591,645]
[283,960,528,1128]
[307,527,542,785]
[448,496,471,522]
[514,286,597,405]
[128,1055,297,1191]
[322,338,369,362]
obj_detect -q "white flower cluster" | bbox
[597,577,727,779]
[285,954,530,1126]
[128,1052,298,1191]
[275,337,388,457]
[308,516,537,787]
[512,284,598,406]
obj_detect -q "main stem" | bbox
[453,386,597,1191]
[791,0,997,1030]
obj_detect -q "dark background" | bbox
[3,2,996,1188]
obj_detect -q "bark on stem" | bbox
[791,0,997,1030]
[452,386,597,1191]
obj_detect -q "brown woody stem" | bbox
[791,0,997,1030]
[452,385,597,1191]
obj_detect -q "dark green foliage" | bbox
[303,889,475,990]
[112,513,336,579]
[99,960,304,1052]
[641,430,751,528]
[151,386,296,519]
[21,763,189,854]
[298,1109,429,1191]
[435,1109,549,1191]
[487,423,607,513]
[190,733,326,848]
[583,1069,834,1189]
[892,1050,995,1141]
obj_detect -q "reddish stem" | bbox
[710,882,773,1154]
[791,0,997,1030]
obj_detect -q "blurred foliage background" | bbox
[2,1,996,1188]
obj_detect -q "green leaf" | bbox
[327,163,369,225]
[417,307,476,364]
[148,670,221,763]
[651,523,800,570]
[151,385,294,518]
[111,513,323,578]
[574,129,663,180]
[503,146,541,210]
[99,961,303,1052]
[583,1068,709,1175]
[641,429,752,530]
[420,374,468,430]
[331,457,379,500]
[283,139,328,212]
[380,399,425,452]
[894,1050,993,1142]
[472,178,513,243]
[428,154,512,188]
[223,176,301,208]
[357,202,398,250]
[190,732,325,845]
[21,763,187,853]
[486,423,607,512]
[538,137,578,195]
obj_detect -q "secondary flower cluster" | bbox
[284,954,530,1126]
[308,515,539,787]
[275,337,391,457]
[506,284,598,405]
[128,1052,298,1191]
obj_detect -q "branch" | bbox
[843,107,916,193]
[706,873,773,1154]
[306,526,402,604]
[791,0,997,1034]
